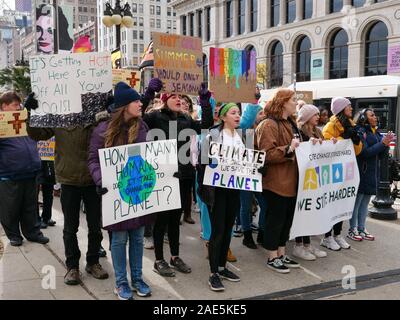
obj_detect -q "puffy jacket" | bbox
[322,115,363,156]
[356,125,387,195]
[0,136,41,180]
[88,115,154,231]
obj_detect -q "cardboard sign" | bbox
[388,45,400,74]
[153,32,203,96]
[37,137,55,161]
[203,142,266,192]
[296,91,313,104]
[0,110,28,138]
[29,52,112,127]
[112,69,141,91]
[289,140,360,239]
[99,139,181,227]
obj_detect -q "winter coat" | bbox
[142,104,213,179]
[322,115,363,156]
[0,136,41,180]
[356,125,387,195]
[88,114,154,231]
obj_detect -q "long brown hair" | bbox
[298,122,323,139]
[266,88,295,120]
[104,107,139,148]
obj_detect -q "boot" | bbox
[257,230,264,245]
[183,212,195,224]
[242,230,257,249]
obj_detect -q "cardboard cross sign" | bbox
[126,71,140,88]
[0,110,28,138]
[8,113,26,134]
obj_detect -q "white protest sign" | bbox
[99,139,181,227]
[289,140,360,239]
[203,141,266,192]
[29,52,112,116]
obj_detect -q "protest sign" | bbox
[29,52,112,127]
[99,139,181,227]
[203,141,266,192]
[289,140,360,239]
[296,91,313,104]
[37,137,55,161]
[209,47,257,103]
[388,45,400,74]
[0,110,28,138]
[112,69,141,91]
[153,32,203,96]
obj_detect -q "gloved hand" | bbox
[96,186,108,196]
[24,92,39,111]
[173,171,182,179]
[257,166,267,176]
[343,127,361,145]
[144,78,163,100]
[198,82,211,107]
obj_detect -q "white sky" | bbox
[4,0,15,10]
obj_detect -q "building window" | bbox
[226,1,233,37]
[330,0,343,13]
[198,10,202,38]
[156,6,161,15]
[139,31,144,40]
[189,13,194,36]
[156,19,161,28]
[150,19,155,28]
[139,17,144,27]
[287,0,296,23]
[365,21,388,76]
[329,29,348,79]
[150,5,155,15]
[238,0,245,35]
[296,36,311,82]
[133,44,138,52]
[139,4,144,14]
[206,7,211,41]
[167,8,172,16]
[133,30,137,39]
[352,0,365,7]
[271,0,280,27]
[250,0,257,32]
[132,3,137,13]
[167,20,172,29]
[304,0,313,19]
[182,15,187,35]
[269,41,283,88]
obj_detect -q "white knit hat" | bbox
[297,104,320,126]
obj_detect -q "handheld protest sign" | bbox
[0,110,28,138]
[37,137,55,161]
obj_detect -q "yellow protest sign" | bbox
[112,69,141,91]
[0,109,28,138]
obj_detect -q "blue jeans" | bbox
[111,227,144,287]
[239,191,266,232]
[350,193,372,231]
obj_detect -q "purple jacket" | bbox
[88,117,154,232]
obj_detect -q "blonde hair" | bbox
[104,107,139,148]
[298,122,323,139]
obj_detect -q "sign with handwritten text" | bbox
[29,52,112,127]
[0,110,28,138]
[37,137,55,161]
[153,32,203,96]
[99,139,181,227]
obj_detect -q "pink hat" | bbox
[161,93,174,103]
[297,104,319,126]
[331,97,351,115]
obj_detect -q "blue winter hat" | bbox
[113,82,141,110]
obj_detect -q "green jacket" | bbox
[27,125,95,186]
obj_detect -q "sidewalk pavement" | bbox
[1,198,400,300]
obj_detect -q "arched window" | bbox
[269,41,283,88]
[296,36,311,82]
[329,29,348,79]
[203,54,208,82]
[365,21,388,76]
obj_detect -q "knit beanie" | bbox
[161,93,174,103]
[297,104,320,126]
[331,97,351,115]
[113,82,141,110]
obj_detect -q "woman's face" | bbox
[319,110,329,124]
[308,113,320,127]
[36,15,54,53]
[255,110,265,125]
[125,100,142,119]
[180,98,191,114]
[221,106,241,130]
[366,110,378,128]
[283,94,297,116]
[167,95,182,113]
[344,105,353,118]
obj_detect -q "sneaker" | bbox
[334,235,351,249]
[170,257,192,273]
[27,235,49,244]
[85,263,109,279]
[114,283,133,300]
[153,260,175,277]
[358,229,375,241]
[10,238,23,247]
[227,248,237,262]
[209,273,225,292]
[280,255,300,268]
[266,257,290,274]
[132,279,152,297]
[292,246,316,261]
[44,219,56,227]
[320,236,341,251]
[308,245,327,258]
[233,225,243,237]
[219,268,240,282]
[347,228,363,241]
[64,268,81,285]
[144,237,154,249]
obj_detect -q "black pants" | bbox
[295,236,311,245]
[180,178,192,216]
[0,179,43,241]
[263,190,296,251]
[144,223,153,238]
[208,188,240,274]
[61,184,102,270]
[39,183,54,223]
[325,222,343,237]
[192,175,197,204]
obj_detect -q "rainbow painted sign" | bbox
[209,48,257,103]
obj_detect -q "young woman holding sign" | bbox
[88,82,154,300]
[255,88,301,274]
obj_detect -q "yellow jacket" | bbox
[322,115,363,156]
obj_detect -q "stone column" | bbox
[279,0,286,26]
[282,51,295,86]
[347,41,363,77]
[209,5,219,42]
[262,0,270,29]
[201,8,207,41]
[295,0,304,22]
[232,0,239,37]
[193,11,199,38]
[245,0,251,34]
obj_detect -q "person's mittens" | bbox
[198,82,212,107]
[144,78,163,100]
[24,92,39,111]
[96,186,108,196]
